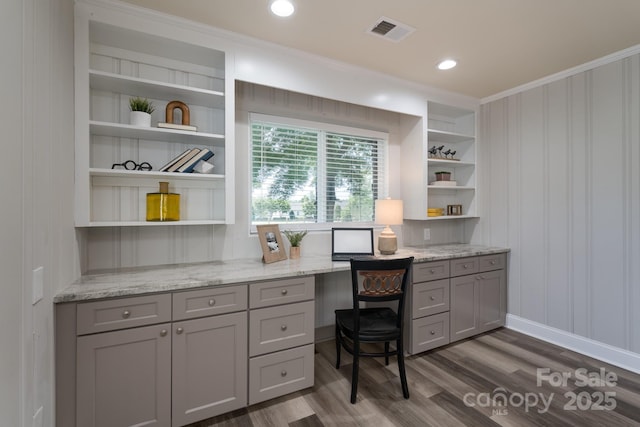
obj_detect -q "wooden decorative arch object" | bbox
[165,100,191,126]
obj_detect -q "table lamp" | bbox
[375,198,403,255]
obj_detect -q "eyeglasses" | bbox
[111,160,152,171]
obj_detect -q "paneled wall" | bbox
[477,53,640,354]
[2,0,77,425]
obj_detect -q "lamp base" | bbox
[378,235,397,255]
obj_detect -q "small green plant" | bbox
[129,97,155,114]
[282,230,308,247]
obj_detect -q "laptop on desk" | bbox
[331,227,375,261]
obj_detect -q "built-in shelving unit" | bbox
[425,102,477,220]
[74,6,234,227]
[401,102,477,221]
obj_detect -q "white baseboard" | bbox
[506,314,640,375]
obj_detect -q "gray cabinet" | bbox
[73,286,248,427]
[76,323,172,427]
[408,260,451,354]
[450,254,507,342]
[409,253,507,353]
[172,312,247,426]
[248,276,315,405]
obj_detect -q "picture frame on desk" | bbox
[257,224,288,264]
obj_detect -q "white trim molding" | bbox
[506,314,640,375]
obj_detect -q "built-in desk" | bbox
[55,244,508,427]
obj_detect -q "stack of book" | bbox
[159,148,214,173]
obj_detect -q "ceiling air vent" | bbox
[368,17,415,42]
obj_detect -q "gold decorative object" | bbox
[146,181,180,221]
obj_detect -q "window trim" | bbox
[249,113,389,233]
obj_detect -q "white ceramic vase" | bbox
[130,111,151,127]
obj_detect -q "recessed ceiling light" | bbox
[437,59,457,70]
[270,0,295,17]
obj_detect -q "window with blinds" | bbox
[250,113,388,229]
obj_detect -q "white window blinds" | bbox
[250,114,388,228]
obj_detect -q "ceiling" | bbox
[121,0,640,99]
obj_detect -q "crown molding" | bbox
[482,44,640,104]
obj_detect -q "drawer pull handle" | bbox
[281,324,288,331]
[430,296,436,301]
[490,260,496,265]
[281,289,288,295]
[281,370,287,377]
[208,299,216,307]
[160,329,168,337]
[429,269,435,274]
[122,310,131,319]
[176,327,184,335]
[430,330,436,335]
[463,264,469,269]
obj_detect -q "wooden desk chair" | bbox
[334,256,414,403]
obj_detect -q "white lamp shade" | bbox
[375,199,403,225]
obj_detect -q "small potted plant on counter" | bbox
[283,229,308,259]
[129,97,155,127]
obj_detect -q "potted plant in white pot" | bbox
[129,97,155,127]
[283,230,308,259]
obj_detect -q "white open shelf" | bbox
[89,121,225,145]
[427,129,475,143]
[89,70,225,108]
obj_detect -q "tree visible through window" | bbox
[250,114,388,228]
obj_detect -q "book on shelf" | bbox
[158,149,192,172]
[157,122,197,132]
[166,148,202,172]
[178,148,214,173]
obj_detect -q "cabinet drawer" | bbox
[173,285,247,320]
[412,279,449,318]
[410,312,450,354]
[77,294,171,335]
[249,276,314,309]
[450,257,479,277]
[249,344,314,405]
[478,253,506,272]
[249,300,314,357]
[413,260,450,283]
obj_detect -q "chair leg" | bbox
[335,322,341,369]
[396,338,409,399]
[350,339,359,404]
[384,341,390,365]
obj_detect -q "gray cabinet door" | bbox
[450,274,479,342]
[76,323,172,427]
[450,268,506,343]
[478,269,506,333]
[171,311,247,427]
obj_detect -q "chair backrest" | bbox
[349,257,414,326]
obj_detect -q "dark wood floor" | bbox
[188,328,640,426]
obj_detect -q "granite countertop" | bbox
[54,244,509,303]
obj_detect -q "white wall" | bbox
[1,1,25,424]
[478,52,640,356]
[0,0,78,426]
